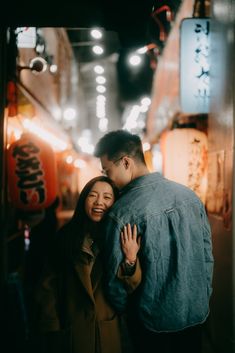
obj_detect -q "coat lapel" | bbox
[74,260,95,303]
[73,234,103,303]
[91,254,103,293]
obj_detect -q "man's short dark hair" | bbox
[94,129,146,164]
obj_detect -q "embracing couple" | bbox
[35,130,214,353]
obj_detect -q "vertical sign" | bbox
[15,27,36,48]
[180,18,210,113]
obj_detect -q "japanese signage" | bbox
[180,18,210,113]
[15,27,36,48]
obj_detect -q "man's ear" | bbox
[123,156,130,169]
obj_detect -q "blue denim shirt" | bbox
[103,172,214,332]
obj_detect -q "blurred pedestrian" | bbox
[25,196,60,287]
[24,196,60,351]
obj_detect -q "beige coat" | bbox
[36,236,141,353]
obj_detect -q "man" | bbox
[94,130,214,353]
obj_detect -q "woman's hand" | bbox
[120,224,141,265]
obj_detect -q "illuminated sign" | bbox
[15,27,36,48]
[180,18,210,113]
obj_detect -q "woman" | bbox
[35,176,141,353]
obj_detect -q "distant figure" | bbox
[24,196,60,345]
[25,196,60,287]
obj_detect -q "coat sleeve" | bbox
[117,257,142,293]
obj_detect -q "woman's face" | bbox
[85,181,115,222]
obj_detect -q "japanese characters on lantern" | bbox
[8,133,57,211]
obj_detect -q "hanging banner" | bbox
[180,18,210,113]
[8,133,57,211]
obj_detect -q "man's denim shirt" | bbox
[103,172,214,333]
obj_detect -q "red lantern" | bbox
[7,133,58,211]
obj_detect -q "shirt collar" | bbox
[120,172,162,195]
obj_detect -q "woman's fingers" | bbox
[132,224,137,239]
[121,228,126,243]
[121,225,127,243]
[120,231,124,243]
[124,223,137,240]
[121,224,138,242]
[137,235,141,248]
[127,223,132,240]
[120,224,141,259]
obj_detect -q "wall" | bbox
[207,1,235,352]
[146,0,195,142]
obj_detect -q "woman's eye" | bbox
[88,193,96,198]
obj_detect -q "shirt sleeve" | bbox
[102,216,130,312]
[201,205,214,297]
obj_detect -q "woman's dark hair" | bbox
[54,176,119,265]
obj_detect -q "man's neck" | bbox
[132,165,150,180]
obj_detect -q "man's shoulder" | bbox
[166,178,202,200]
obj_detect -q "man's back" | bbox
[103,172,214,332]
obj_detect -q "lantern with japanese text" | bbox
[161,128,208,204]
[7,133,57,211]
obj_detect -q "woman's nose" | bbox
[94,196,103,204]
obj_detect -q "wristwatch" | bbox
[125,259,136,267]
